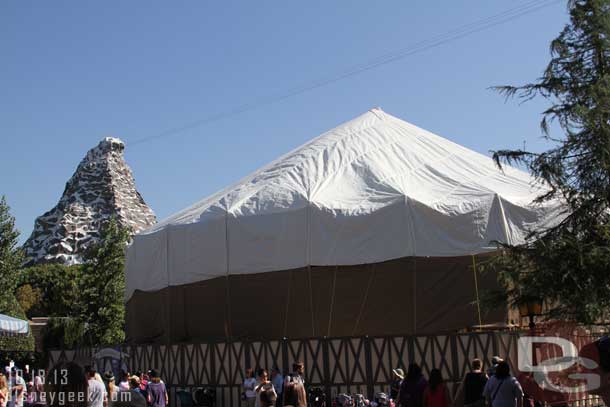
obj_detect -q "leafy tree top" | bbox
[490,0,610,324]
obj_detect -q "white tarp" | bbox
[125,108,562,300]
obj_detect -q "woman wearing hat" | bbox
[390,368,405,400]
[104,371,118,402]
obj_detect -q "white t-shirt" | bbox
[88,379,107,407]
[11,376,26,407]
[243,377,257,399]
[483,375,524,407]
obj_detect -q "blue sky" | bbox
[1,1,568,243]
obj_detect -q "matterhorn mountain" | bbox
[23,137,156,265]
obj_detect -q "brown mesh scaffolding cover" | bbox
[125,254,505,343]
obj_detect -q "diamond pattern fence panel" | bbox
[47,331,602,407]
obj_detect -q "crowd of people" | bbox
[84,366,169,407]
[241,362,306,407]
[379,356,524,407]
[0,356,527,407]
[242,356,525,407]
[0,362,169,407]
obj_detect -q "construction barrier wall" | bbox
[49,331,528,406]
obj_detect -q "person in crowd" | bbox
[30,369,45,407]
[94,373,105,386]
[86,366,108,407]
[111,378,147,407]
[270,368,283,406]
[454,358,488,407]
[0,373,8,407]
[255,369,276,407]
[48,362,87,407]
[423,369,451,407]
[137,373,148,393]
[284,363,304,387]
[242,368,257,407]
[118,372,130,392]
[396,363,428,407]
[146,370,167,407]
[259,386,277,407]
[9,368,26,407]
[282,380,306,407]
[129,376,146,400]
[487,357,502,378]
[24,370,34,407]
[103,372,118,403]
[390,368,405,401]
[483,361,523,407]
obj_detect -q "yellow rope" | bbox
[308,265,315,336]
[472,255,482,327]
[327,267,337,337]
[413,258,417,333]
[352,264,376,336]
[283,270,293,337]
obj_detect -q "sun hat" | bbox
[104,371,115,381]
[392,368,405,379]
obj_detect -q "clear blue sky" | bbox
[1,1,569,244]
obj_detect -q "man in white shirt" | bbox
[86,367,108,407]
[9,369,26,407]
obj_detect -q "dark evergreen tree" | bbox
[77,218,130,345]
[0,196,34,354]
[0,195,25,314]
[490,0,610,323]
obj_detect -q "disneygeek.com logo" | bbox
[514,324,610,404]
[518,336,600,393]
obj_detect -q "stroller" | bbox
[193,387,216,407]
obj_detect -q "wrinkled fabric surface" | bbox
[125,108,562,300]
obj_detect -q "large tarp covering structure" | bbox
[125,108,562,343]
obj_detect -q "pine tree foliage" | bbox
[0,196,34,353]
[0,196,25,313]
[77,218,130,346]
[490,0,610,323]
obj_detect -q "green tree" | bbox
[15,284,42,314]
[19,263,81,318]
[490,0,610,323]
[0,196,34,355]
[0,196,25,312]
[77,218,130,346]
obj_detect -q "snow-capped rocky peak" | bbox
[23,137,156,265]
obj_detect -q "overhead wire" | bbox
[128,0,561,146]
